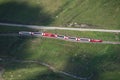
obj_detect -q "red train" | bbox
[90,39,103,42]
[19,31,103,42]
[42,32,57,37]
[36,32,103,42]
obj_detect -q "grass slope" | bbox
[0,0,120,29]
[1,36,120,80]
[0,26,120,80]
[53,0,120,29]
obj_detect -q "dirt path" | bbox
[0,22,120,33]
[0,58,89,80]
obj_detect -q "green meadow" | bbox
[0,0,120,80]
[0,0,120,29]
[0,26,120,80]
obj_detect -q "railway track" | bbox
[0,33,120,44]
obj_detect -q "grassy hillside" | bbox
[1,36,120,80]
[0,0,120,29]
[53,0,120,29]
[0,0,120,79]
[0,26,120,80]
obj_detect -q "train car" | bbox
[80,38,90,42]
[57,35,69,39]
[57,35,64,38]
[32,32,43,36]
[76,38,80,41]
[42,32,57,37]
[64,36,69,39]
[68,37,80,41]
[90,39,103,42]
[19,31,33,36]
[69,37,76,40]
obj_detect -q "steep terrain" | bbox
[0,0,120,29]
[0,26,120,80]
[0,0,120,80]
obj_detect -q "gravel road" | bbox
[0,23,120,33]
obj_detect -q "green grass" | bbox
[0,26,38,33]
[1,37,120,80]
[52,0,120,29]
[0,0,53,25]
[0,0,120,79]
[0,0,120,29]
[3,64,46,80]
[0,25,120,80]
[3,62,69,80]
